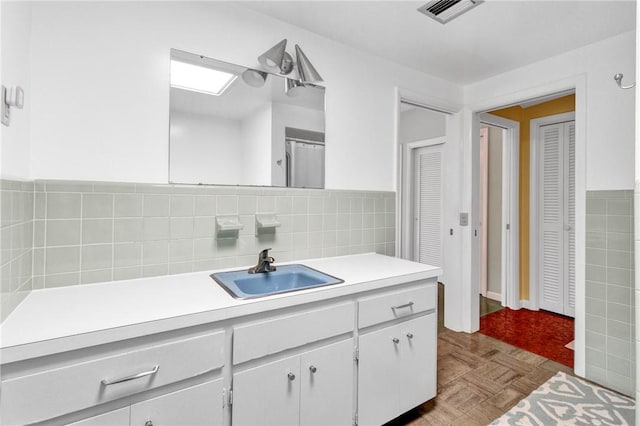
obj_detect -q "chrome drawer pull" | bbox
[101,365,160,386]
[391,301,414,310]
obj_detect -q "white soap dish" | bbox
[256,213,281,236]
[216,215,244,239]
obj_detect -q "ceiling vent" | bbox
[417,0,483,24]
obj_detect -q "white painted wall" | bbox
[634,1,639,405]
[27,2,462,191]
[466,30,636,190]
[169,111,242,185]
[398,107,446,144]
[240,104,272,186]
[1,1,32,180]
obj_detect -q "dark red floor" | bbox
[479,307,574,368]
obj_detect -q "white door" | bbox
[232,356,300,426]
[413,143,444,267]
[130,380,223,426]
[538,121,575,317]
[299,339,354,426]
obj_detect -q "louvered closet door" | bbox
[565,122,576,316]
[414,145,443,267]
[539,121,575,317]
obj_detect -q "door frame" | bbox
[479,113,520,309]
[529,111,576,311]
[400,136,446,263]
[479,127,489,297]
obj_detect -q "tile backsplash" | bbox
[1,180,34,321]
[31,180,396,289]
[585,190,635,396]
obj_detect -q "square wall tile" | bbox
[82,194,114,218]
[45,246,80,274]
[46,220,81,246]
[114,194,143,217]
[82,219,113,244]
[47,193,81,219]
[81,244,113,271]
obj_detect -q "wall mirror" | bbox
[169,49,326,188]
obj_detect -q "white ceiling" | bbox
[239,0,636,85]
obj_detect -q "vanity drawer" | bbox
[233,302,354,364]
[358,283,436,329]
[1,330,225,425]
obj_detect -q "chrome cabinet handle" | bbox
[392,337,400,344]
[391,301,414,310]
[406,333,414,339]
[101,365,159,386]
[288,372,296,381]
[309,365,317,373]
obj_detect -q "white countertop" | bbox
[0,253,441,363]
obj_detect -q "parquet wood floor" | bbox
[388,330,573,426]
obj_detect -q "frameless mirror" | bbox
[169,49,326,188]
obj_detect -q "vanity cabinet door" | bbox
[129,379,223,426]
[232,355,301,426]
[357,314,437,426]
[66,407,130,426]
[299,339,354,426]
[357,324,402,426]
[397,314,437,415]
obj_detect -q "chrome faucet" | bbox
[248,248,276,274]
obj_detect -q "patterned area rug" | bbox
[490,372,635,425]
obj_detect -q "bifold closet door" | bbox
[413,144,443,268]
[538,121,575,317]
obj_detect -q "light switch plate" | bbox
[459,212,469,226]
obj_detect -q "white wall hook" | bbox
[1,85,25,127]
[614,73,635,90]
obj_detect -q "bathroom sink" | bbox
[211,264,344,299]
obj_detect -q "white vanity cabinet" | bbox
[357,285,437,426]
[2,329,225,425]
[67,407,131,426]
[130,379,224,426]
[67,380,224,426]
[1,254,441,426]
[230,301,356,426]
[232,339,354,426]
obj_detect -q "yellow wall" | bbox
[490,95,575,300]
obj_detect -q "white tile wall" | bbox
[0,179,34,321]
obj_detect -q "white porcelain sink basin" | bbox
[211,264,343,299]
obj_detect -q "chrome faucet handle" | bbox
[259,248,273,259]
[248,248,276,273]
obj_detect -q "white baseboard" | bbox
[520,300,538,310]
[486,291,501,302]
